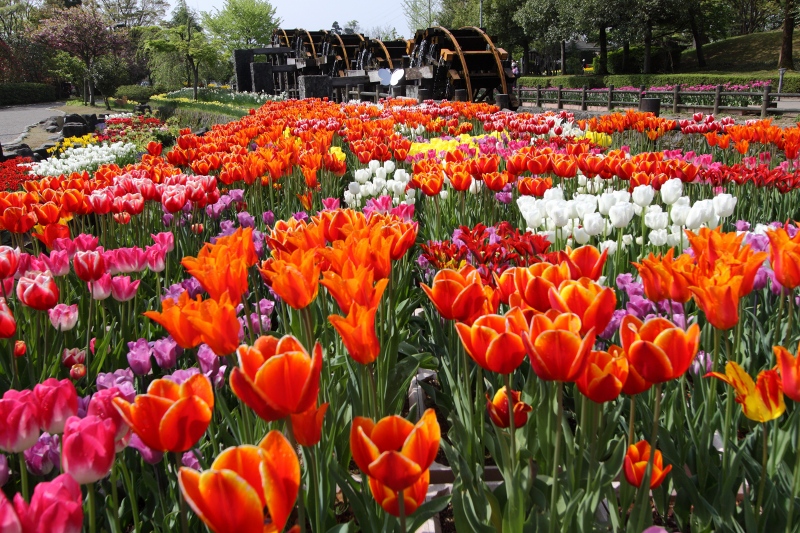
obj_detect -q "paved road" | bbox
[0,102,65,145]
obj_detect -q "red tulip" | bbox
[13,340,26,358]
[16,271,59,311]
[73,251,105,283]
[61,415,117,484]
[0,246,20,279]
[0,298,16,338]
[290,402,328,447]
[33,378,78,434]
[486,386,532,429]
[0,390,40,453]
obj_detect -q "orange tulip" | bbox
[767,227,800,290]
[372,216,418,260]
[259,249,321,310]
[178,431,300,533]
[455,307,528,374]
[623,440,672,489]
[508,262,571,313]
[290,402,328,447]
[706,362,786,422]
[350,408,440,492]
[548,278,617,336]
[688,272,743,331]
[632,249,693,303]
[321,264,388,314]
[486,386,532,429]
[620,315,700,383]
[522,312,596,382]
[562,246,608,281]
[775,345,800,402]
[230,335,322,422]
[144,291,203,350]
[577,346,629,403]
[182,293,241,356]
[369,470,429,517]
[328,303,381,365]
[113,373,214,452]
[421,266,497,324]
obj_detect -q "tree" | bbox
[344,19,360,34]
[95,0,168,28]
[34,6,127,105]
[201,0,280,56]
[331,20,342,34]
[777,0,795,68]
[145,0,223,100]
[439,0,479,28]
[402,0,439,35]
[363,24,400,40]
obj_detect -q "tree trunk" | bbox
[622,41,630,73]
[522,42,529,75]
[779,0,795,69]
[193,62,200,101]
[597,25,608,75]
[643,20,652,74]
[86,60,95,106]
[689,9,706,67]
[560,40,566,75]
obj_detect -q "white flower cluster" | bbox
[343,160,417,208]
[516,178,737,255]
[395,123,427,137]
[105,113,134,119]
[29,141,138,177]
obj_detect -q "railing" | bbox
[515,84,800,118]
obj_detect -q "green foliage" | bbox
[682,29,800,71]
[606,43,684,74]
[518,71,800,92]
[200,0,280,56]
[0,82,56,105]
[115,84,156,103]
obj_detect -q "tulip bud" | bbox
[0,390,41,453]
[609,202,634,229]
[62,415,117,484]
[0,246,20,279]
[712,193,737,219]
[69,364,86,380]
[73,250,106,282]
[191,224,204,234]
[34,378,79,434]
[660,178,683,205]
[486,387,531,429]
[62,348,86,367]
[48,303,79,331]
[13,340,25,358]
[0,298,16,338]
[16,271,59,311]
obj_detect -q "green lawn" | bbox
[682,30,800,72]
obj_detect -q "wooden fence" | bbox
[515,84,800,118]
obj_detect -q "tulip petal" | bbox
[179,468,264,533]
[485,332,526,374]
[123,396,173,451]
[147,379,181,401]
[370,416,415,453]
[628,341,673,384]
[400,409,440,472]
[229,368,285,422]
[369,450,423,492]
[253,351,312,415]
[259,430,300,533]
[180,373,215,410]
[159,396,212,452]
[210,446,267,507]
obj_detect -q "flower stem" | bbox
[756,422,770,530]
[549,381,564,533]
[286,422,307,533]
[787,430,800,533]
[173,452,189,533]
[504,374,516,468]
[398,489,407,532]
[87,482,97,533]
[635,381,663,533]
[628,395,636,447]
[17,452,28,502]
[786,289,795,347]
[110,465,122,533]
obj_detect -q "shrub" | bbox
[115,85,156,104]
[0,83,57,106]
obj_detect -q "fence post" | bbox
[761,83,771,118]
[357,84,363,101]
[581,85,587,111]
[672,84,680,113]
[515,84,521,105]
[607,84,614,111]
[713,85,721,115]
[557,85,563,109]
[536,85,541,107]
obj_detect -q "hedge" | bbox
[517,72,800,93]
[0,83,58,106]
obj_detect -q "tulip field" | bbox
[2,100,800,533]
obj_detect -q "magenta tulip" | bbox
[61,415,116,484]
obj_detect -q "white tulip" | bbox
[622,234,633,246]
[660,178,683,205]
[577,174,588,186]
[645,210,669,230]
[599,240,618,256]
[374,167,387,181]
[671,204,691,226]
[609,202,635,228]
[573,226,590,245]
[354,169,371,184]
[395,169,409,183]
[685,199,714,230]
[632,185,655,207]
[713,193,737,218]
[348,182,361,195]
[440,190,449,200]
[469,179,483,194]
[368,160,380,172]
[549,207,570,228]
[383,160,396,174]
[649,229,668,246]
[583,213,605,236]
[613,190,631,204]
[598,192,617,215]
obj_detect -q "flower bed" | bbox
[1,99,800,533]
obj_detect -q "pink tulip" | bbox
[6,473,84,532]
[72,234,99,252]
[110,276,140,302]
[48,304,78,332]
[40,250,70,277]
[69,364,86,381]
[0,246,20,279]
[61,348,85,368]
[152,231,175,253]
[27,256,46,273]
[87,191,112,216]
[89,273,112,300]
[51,237,77,258]
[0,390,40,453]
[2,277,13,298]
[13,253,30,280]
[88,388,129,440]
[61,415,116,484]
[33,378,78,434]
[114,247,147,274]
[145,244,166,272]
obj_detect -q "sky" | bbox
[177,0,412,38]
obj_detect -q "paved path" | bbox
[0,102,65,145]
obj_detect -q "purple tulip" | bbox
[129,434,164,465]
[0,454,9,487]
[127,338,152,375]
[153,336,180,369]
[96,369,136,402]
[24,433,60,476]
